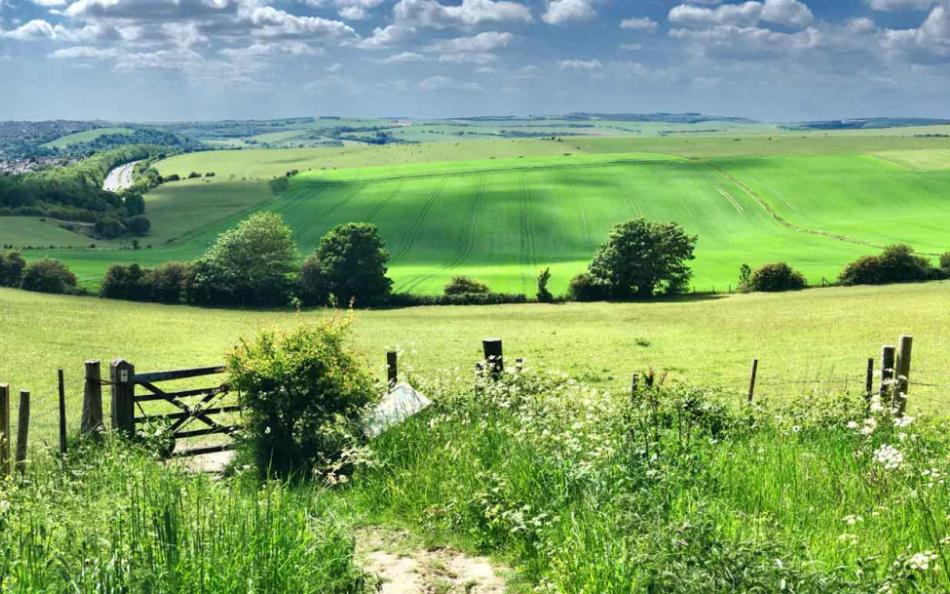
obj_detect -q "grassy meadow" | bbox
[10,128,950,294]
[4,280,950,444]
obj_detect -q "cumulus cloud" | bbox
[621,17,658,32]
[669,0,813,28]
[305,0,387,20]
[869,0,937,10]
[393,0,532,29]
[543,0,597,25]
[559,57,602,69]
[427,30,512,52]
[381,50,424,63]
[880,2,950,62]
[2,19,56,40]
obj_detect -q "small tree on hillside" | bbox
[587,218,697,299]
[0,251,26,287]
[316,223,392,306]
[20,259,77,294]
[749,262,807,292]
[536,268,553,302]
[839,244,936,286]
[187,212,297,306]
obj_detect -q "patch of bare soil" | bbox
[357,527,509,594]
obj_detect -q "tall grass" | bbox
[0,439,365,593]
[345,370,950,592]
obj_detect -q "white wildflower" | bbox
[873,444,903,470]
[907,551,938,571]
[894,415,914,428]
[860,418,878,436]
[842,514,863,526]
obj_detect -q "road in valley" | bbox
[103,160,143,192]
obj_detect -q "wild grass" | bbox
[0,438,365,593]
[343,369,950,592]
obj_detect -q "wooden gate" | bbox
[110,359,241,457]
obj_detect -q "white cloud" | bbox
[2,19,56,40]
[543,0,596,24]
[621,17,658,32]
[381,50,423,63]
[417,75,483,91]
[669,0,813,29]
[559,57,602,70]
[427,30,512,52]
[249,7,356,39]
[881,2,950,61]
[306,0,387,20]
[846,16,876,33]
[31,0,66,6]
[393,0,532,29]
[869,0,937,10]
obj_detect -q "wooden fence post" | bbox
[15,390,29,473]
[895,335,913,416]
[110,359,135,436]
[81,360,104,437]
[865,358,874,402]
[880,345,896,404]
[483,338,504,379]
[0,384,9,477]
[747,359,759,403]
[386,351,398,389]
[58,369,68,456]
[630,374,639,400]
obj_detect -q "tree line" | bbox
[3,214,950,306]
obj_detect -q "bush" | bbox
[298,254,330,307]
[940,252,950,272]
[388,292,529,307]
[748,262,807,292]
[537,267,553,302]
[568,272,610,302]
[124,194,145,216]
[588,217,697,298]
[145,261,191,304]
[95,216,126,239]
[316,223,392,307]
[0,250,26,287]
[101,263,147,300]
[127,215,151,236]
[839,244,939,286]
[444,275,490,296]
[225,319,375,477]
[20,258,77,294]
[186,212,297,307]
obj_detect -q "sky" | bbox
[0,0,948,122]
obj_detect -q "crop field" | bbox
[14,130,950,293]
[4,281,950,443]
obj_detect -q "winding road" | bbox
[103,160,143,192]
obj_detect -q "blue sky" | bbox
[0,0,948,121]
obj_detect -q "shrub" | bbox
[124,194,145,216]
[737,263,752,293]
[444,275,490,296]
[101,263,147,300]
[588,217,697,298]
[186,212,297,307]
[127,215,151,236]
[20,258,77,294]
[388,292,529,307]
[0,250,26,287]
[225,319,375,477]
[568,272,610,302]
[839,244,938,286]
[298,254,330,307]
[316,223,392,307]
[748,262,807,292]
[145,261,191,303]
[95,216,126,239]
[940,252,950,272]
[537,267,553,302]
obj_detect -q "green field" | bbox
[5,281,950,442]
[42,127,134,149]
[12,130,950,293]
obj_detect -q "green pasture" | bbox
[42,127,134,149]
[0,217,107,249]
[4,281,950,443]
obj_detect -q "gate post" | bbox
[110,359,136,437]
[81,360,104,437]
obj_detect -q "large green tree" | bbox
[187,212,297,306]
[588,218,697,299]
[315,223,392,306]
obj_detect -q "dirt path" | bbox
[357,528,509,593]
